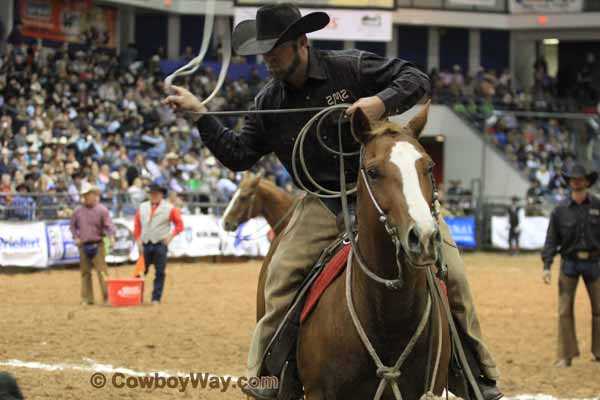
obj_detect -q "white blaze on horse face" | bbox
[222,188,241,227]
[389,142,436,238]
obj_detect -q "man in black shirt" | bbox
[542,163,600,367]
[508,196,521,255]
[164,4,501,399]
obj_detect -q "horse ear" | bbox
[351,107,373,145]
[407,100,430,139]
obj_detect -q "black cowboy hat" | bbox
[232,3,329,56]
[562,163,598,187]
[15,183,29,192]
[147,183,167,195]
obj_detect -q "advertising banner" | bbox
[106,218,138,264]
[235,7,392,42]
[169,214,223,258]
[45,220,78,265]
[491,215,549,250]
[19,0,118,47]
[235,0,395,10]
[220,217,272,257]
[444,216,477,248]
[509,0,583,13]
[448,0,496,6]
[0,222,48,268]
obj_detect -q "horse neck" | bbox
[352,205,429,336]
[255,180,294,235]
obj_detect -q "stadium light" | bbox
[435,135,445,142]
[543,38,559,45]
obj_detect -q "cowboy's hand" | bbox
[162,85,207,120]
[542,270,551,285]
[346,96,386,121]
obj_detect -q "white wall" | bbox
[391,105,530,199]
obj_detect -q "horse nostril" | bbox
[407,227,420,253]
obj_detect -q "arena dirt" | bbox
[1,253,599,399]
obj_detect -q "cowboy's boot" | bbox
[448,332,503,400]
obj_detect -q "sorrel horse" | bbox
[222,171,295,236]
[295,105,451,399]
[221,172,296,320]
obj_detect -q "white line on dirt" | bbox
[0,358,598,400]
[0,358,240,380]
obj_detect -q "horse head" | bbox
[352,102,439,268]
[222,170,263,231]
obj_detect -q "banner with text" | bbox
[220,217,272,257]
[0,222,48,268]
[234,7,392,42]
[19,0,118,47]
[46,220,78,265]
[509,0,583,13]
[491,215,549,250]
[444,216,477,248]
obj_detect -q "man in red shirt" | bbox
[133,183,184,304]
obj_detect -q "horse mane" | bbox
[368,120,405,137]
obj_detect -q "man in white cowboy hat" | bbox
[69,181,115,305]
[542,163,600,367]
[133,183,184,304]
[164,4,502,399]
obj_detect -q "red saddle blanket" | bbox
[300,244,448,323]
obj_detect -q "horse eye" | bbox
[367,167,380,180]
[426,163,435,174]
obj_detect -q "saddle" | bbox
[260,234,349,399]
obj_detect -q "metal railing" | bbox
[0,191,230,221]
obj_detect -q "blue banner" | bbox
[444,216,476,248]
[45,220,79,265]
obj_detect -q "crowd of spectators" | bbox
[430,59,600,206]
[1,25,598,221]
[0,32,292,220]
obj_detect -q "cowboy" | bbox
[133,183,184,304]
[164,4,502,399]
[542,163,600,367]
[69,181,115,305]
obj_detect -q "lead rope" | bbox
[346,251,432,400]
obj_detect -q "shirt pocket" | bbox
[559,220,577,238]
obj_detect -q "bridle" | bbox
[334,112,445,290]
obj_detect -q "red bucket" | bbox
[106,279,144,307]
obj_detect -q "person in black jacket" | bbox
[164,4,502,399]
[508,196,521,255]
[542,163,600,367]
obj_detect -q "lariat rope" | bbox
[164,0,232,107]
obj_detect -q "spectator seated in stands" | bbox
[10,182,35,220]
